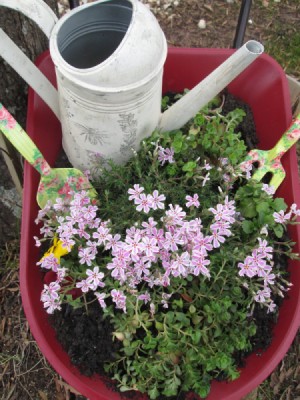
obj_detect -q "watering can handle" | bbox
[0,0,60,120]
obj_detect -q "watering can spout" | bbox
[158,40,264,132]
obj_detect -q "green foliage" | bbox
[235,181,287,238]
[192,107,248,165]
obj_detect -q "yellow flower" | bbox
[41,236,71,263]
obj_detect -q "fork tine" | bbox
[250,166,270,182]
[268,169,286,191]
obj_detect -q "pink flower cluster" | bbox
[273,203,300,224]
[76,266,105,293]
[40,281,62,314]
[238,237,277,312]
[39,189,297,316]
[37,189,238,314]
[128,184,166,213]
[103,192,237,304]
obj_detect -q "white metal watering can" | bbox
[0,0,263,171]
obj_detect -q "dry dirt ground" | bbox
[0,1,299,400]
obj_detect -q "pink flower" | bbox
[248,249,267,270]
[163,231,183,252]
[33,236,41,247]
[238,256,257,278]
[273,210,291,224]
[202,172,210,186]
[41,282,61,314]
[142,217,157,233]
[72,191,91,207]
[133,259,151,278]
[264,272,276,286]
[82,205,98,221]
[209,204,231,222]
[125,232,143,259]
[149,190,166,210]
[191,249,211,277]
[254,287,271,303]
[173,252,190,275]
[290,203,300,216]
[112,247,131,264]
[76,223,91,240]
[37,253,59,272]
[135,193,153,213]
[40,225,54,237]
[138,292,151,304]
[240,160,253,179]
[76,279,92,293]
[56,267,67,282]
[193,233,213,254]
[44,281,60,299]
[262,184,275,196]
[53,198,68,212]
[95,292,106,309]
[257,238,273,260]
[211,229,226,248]
[141,236,159,257]
[111,289,127,313]
[105,233,122,251]
[185,194,200,208]
[267,301,276,313]
[42,297,62,314]
[204,160,212,171]
[158,146,175,165]
[92,226,110,245]
[78,247,95,266]
[128,184,144,202]
[107,259,127,282]
[150,228,165,247]
[60,237,75,252]
[166,204,186,224]
[210,220,232,237]
[86,266,105,289]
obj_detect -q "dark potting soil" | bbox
[50,293,121,377]
[49,92,287,399]
[221,90,259,150]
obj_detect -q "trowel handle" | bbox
[0,104,52,176]
[268,114,300,161]
[0,0,60,120]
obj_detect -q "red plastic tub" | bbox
[21,48,300,400]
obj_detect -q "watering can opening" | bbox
[245,40,263,54]
[57,0,133,69]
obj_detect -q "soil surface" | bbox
[1,1,299,400]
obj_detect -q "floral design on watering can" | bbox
[118,112,138,158]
